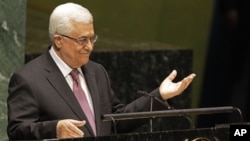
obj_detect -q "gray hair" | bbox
[48,2,93,41]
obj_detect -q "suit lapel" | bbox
[82,65,101,135]
[47,69,84,116]
[42,52,84,119]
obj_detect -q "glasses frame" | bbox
[59,34,98,46]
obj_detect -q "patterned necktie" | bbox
[70,69,96,136]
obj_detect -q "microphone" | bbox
[137,90,196,129]
[137,90,172,110]
[137,90,154,132]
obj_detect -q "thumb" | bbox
[70,120,86,127]
[166,70,177,81]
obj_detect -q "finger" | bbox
[71,120,86,127]
[166,70,177,81]
[66,121,84,137]
[185,73,196,82]
[182,73,196,88]
[187,73,196,79]
[172,73,196,93]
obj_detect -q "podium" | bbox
[9,106,244,141]
[44,106,243,141]
[46,126,229,141]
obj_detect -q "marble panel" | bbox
[91,50,193,132]
[0,0,26,140]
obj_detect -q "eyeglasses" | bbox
[59,34,98,46]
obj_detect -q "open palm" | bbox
[159,70,196,100]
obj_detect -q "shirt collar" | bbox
[49,46,73,77]
[49,46,84,77]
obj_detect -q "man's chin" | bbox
[80,58,89,66]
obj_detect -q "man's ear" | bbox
[54,35,63,48]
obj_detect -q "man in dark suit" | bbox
[7,2,196,140]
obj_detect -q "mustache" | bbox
[79,50,91,54]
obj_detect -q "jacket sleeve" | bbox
[7,72,58,140]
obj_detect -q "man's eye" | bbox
[80,38,88,42]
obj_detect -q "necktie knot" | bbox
[70,69,80,84]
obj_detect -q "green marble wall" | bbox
[0,0,26,140]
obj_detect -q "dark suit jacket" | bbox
[7,50,166,140]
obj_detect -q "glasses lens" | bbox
[80,35,98,45]
[60,34,98,46]
[91,35,98,43]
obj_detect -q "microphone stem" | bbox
[150,96,153,133]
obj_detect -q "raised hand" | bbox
[159,70,196,100]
